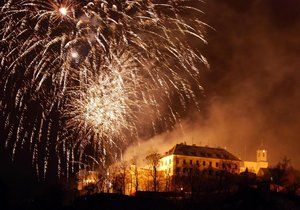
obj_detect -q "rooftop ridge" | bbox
[163,143,240,161]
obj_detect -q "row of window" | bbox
[180,159,215,167]
[181,159,237,169]
[257,152,265,157]
[161,159,172,166]
[161,158,238,170]
[175,167,234,176]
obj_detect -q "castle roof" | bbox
[163,143,240,161]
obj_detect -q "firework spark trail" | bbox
[0,0,208,178]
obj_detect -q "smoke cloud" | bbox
[125,0,300,169]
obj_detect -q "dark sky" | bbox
[199,0,300,168]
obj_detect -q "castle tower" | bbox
[257,149,267,162]
[240,144,269,174]
[256,147,268,171]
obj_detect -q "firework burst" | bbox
[0,0,208,179]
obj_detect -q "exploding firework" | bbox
[0,0,208,178]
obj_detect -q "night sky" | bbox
[194,0,300,168]
[1,0,300,197]
[125,0,300,170]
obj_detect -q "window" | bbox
[222,163,225,169]
[183,168,187,173]
[169,159,171,164]
[190,160,193,165]
[176,167,181,173]
[176,159,179,164]
[216,162,219,167]
[209,161,212,167]
[183,159,186,164]
[262,153,265,157]
[190,168,192,173]
[203,161,206,166]
[234,164,237,169]
[196,160,199,166]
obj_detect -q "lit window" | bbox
[169,159,171,164]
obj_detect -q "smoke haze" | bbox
[125,0,300,169]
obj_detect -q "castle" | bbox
[159,143,241,177]
[159,143,268,177]
[76,143,269,194]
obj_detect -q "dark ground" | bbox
[1,183,299,210]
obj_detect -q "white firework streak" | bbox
[0,0,208,178]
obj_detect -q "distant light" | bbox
[59,7,68,16]
[71,51,78,58]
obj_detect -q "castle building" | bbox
[159,143,241,177]
[76,143,269,195]
[77,169,100,194]
[240,147,268,174]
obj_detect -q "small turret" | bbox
[257,148,267,162]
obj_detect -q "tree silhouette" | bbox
[145,151,161,192]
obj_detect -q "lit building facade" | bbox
[76,144,269,195]
[77,169,100,192]
[240,148,268,174]
[159,143,241,177]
